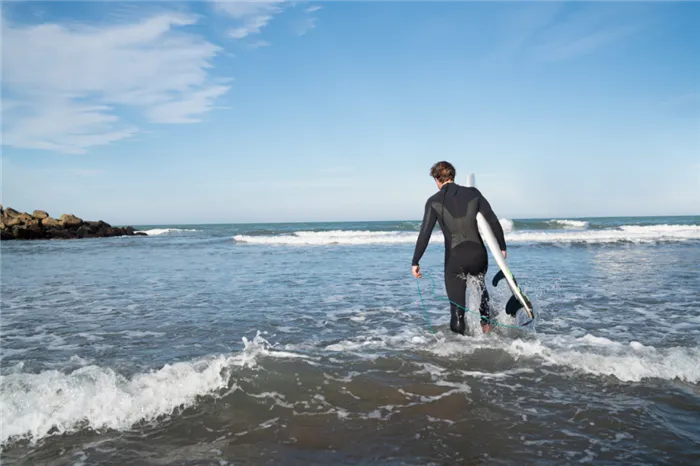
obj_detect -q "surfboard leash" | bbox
[414,274,437,334]
[415,271,535,332]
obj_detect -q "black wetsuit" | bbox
[412,182,507,334]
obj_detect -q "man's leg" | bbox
[444,268,467,335]
[473,272,492,332]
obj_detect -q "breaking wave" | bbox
[546,219,590,229]
[3,325,699,449]
[139,228,200,236]
[310,326,700,385]
[0,333,310,447]
[508,224,700,244]
[233,224,700,246]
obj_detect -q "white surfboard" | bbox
[466,173,534,321]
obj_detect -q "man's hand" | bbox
[412,265,422,279]
[502,250,507,259]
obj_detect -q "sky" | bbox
[1,0,699,226]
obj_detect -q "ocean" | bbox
[1,215,699,465]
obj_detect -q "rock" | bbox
[135,232,148,236]
[41,217,60,228]
[72,223,127,239]
[0,205,141,241]
[12,224,44,240]
[18,213,33,224]
[3,208,21,218]
[4,216,21,228]
[60,214,83,228]
[48,229,73,240]
[105,227,123,237]
[76,225,93,238]
[87,221,111,237]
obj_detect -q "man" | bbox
[411,161,507,335]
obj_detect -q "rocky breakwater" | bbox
[0,205,147,240]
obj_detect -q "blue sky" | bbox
[2,1,699,225]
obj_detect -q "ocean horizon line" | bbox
[125,213,700,229]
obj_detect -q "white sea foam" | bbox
[234,230,434,245]
[140,228,199,236]
[508,224,700,244]
[0,356,232,446]
[233,224,700,246]
[301,322,700,385]
[499,218,514,232]
[0,332,310,446]
[430,334,700,384]
[119,330,165,339]
[547,219,590,229]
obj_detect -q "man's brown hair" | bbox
[430,161,456,183]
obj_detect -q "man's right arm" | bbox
[412,198,437,266]
[478,191,507,252]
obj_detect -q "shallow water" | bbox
[2,216,699,465]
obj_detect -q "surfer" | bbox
[411,161,507,335]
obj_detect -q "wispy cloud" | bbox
[67,168,105,177]
[3,97,139,154]
[491,2,652,64]
[249,40,271,49]
[2,12,231,154]
[214,1,320,42]
[295,2,322,37]
[294,16,318,37]
[214,0,289,40]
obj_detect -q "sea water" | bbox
[1,216,699,464]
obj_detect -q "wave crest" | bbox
[499,218,514,232]
[139,228,199,236]
[233,224,700,246]
[547,219,589,229]
[0,333,309,447]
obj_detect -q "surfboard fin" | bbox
[505,296,536,325]
[494,271,535,318]
[492,270,506,287]
[505,295,523,317]
[493,270,521,289]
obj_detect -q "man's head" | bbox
[430,161,456,186]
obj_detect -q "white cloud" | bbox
[214,0,285,19]
[146,84,232,123]
[228,14,273,38]
[3,97,138,154]
[306,6,322,13]
[214,1,288,39]
[294,16,317,36]
[249,40,271,49]
[490,2,652,64]
[2,12,231,154]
